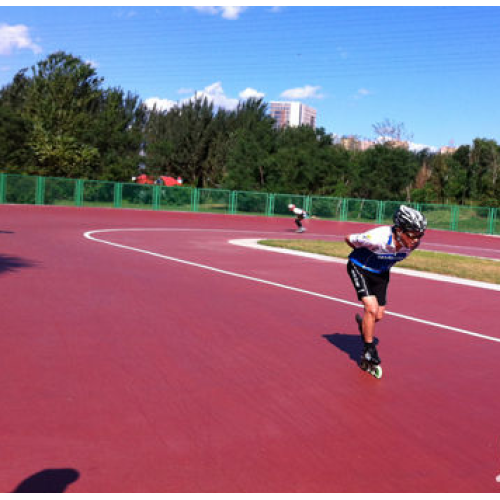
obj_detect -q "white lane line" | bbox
[84,228,500,344]
[229,239,500,292]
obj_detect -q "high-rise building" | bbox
[269,101,317,129]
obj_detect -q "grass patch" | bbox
[260,240,500,285]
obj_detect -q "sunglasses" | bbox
[404,231,423,240]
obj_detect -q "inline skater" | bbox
[288,204,308,233]
[344,205,427,378]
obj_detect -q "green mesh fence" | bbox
[345,198,379,223]
[380,200,419,225]
[82,180,115,207]
[4,174,37,204]
[0,173,498,234]
[121,183,155,210]
[493,209,499,235]
[454,206,491,234]
[44,177,77,206]
[310,196,344,220]
[197,188,231,213]
[234,191,269,216]
[419,203,454,231]
[273,193,307,216]
[159,186,193,212]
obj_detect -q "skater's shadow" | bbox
[323,333,378,364]
[13,468,80,493]
[0,253,37,275]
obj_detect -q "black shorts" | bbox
[347,261,390,306]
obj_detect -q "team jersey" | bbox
[293,208,307,217]
[347,226,416,274]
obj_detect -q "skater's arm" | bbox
[345,235,356,249]
[345,228,386,252]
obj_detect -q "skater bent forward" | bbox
[288,204,308,233]
[344,205,427,375]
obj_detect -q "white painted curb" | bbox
[229,238,500,292]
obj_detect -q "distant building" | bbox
[269,101,317,129]
[340,136,360,151]
[359,139,375,151]
[384,140,410,150]
[439,146,457,154]
[340,136,376,151]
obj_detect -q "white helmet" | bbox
[393,205,427,234]
[288,204,295,210]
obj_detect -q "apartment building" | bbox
[269,101,317,129]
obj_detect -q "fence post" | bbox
[191,188,199,212]
[267,194,275,217]
[376,200,384,224]
[0,173,6,204]
[341,198,348,221]
[229,191,237,214]
[488,207,497,235]
[152,185,160,210]
[75,179,84,207]
[451,205,459,231]
[114,183,123,208]
[304,195,312,214]
[35,176,45,205]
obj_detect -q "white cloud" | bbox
[0,23,42,56]
[280,85,324,100]
[337,47,349,60]
[144,97,178,112]
[239,87,265,100]
[114,9,138,19]
[220,7,247,20]
[193,6,247,20]
[409,142,439,153]
[177,87,194,95]
[196,81,239,110]
[353,88,373,100]
[85,59,99,69]
[145,82,264,113]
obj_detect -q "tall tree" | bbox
[372,118,414,144]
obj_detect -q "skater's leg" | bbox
[360,296,385,343]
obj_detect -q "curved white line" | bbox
[83,228,500,345]
[229,239,500,292]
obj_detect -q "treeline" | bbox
[1,51,499,207]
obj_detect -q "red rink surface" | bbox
[0,205,499,493]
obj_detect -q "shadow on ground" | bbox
[0,253,37,275]
[13,469,80,493]
[323,332,378,364]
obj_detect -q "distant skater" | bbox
[288,204,308,233]
[344,205,427,378]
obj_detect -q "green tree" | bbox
[0,51,144,180]
[223,99,276,190]
[352,144,420,201]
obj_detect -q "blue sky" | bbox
[1,5,500,150]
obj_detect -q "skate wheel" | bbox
[372,365,383,379]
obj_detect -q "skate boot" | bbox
[360,342,383,379]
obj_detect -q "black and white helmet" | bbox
[393,205,427,234]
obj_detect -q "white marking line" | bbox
[230,239,500,292]
[84,228,500,345]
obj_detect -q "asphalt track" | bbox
[1,205,499,493]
